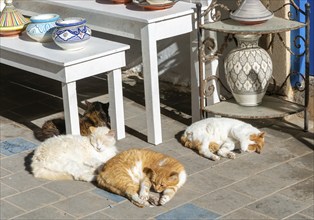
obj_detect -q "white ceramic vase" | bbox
[224,34,272,106]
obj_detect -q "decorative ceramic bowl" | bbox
[112,0,132,4]
[146,0,169,5]
[0,0,29,36]
[26,14,59,42]
[52,17,91,50]
[230,0,273,25]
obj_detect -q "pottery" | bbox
[112,0,132,4]
[1,0,5,12]
[230,0,273,25]
[26,14,59,42]
[146,0,169,5]
[224,34,272,106]
[135,0,176,10]
[0,0,29,36]
[52,17,91,51]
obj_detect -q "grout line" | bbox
[9,81,62,100]
[216,175,314,219]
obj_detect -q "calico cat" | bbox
[31,126,117,182]
[34,101,110,141]
[97,148,187,208]
[181,117,265,161]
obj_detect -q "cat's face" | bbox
[89,126,115,152]
[146,168,179,193]
[85,101,110,128]
[248,132,265,153]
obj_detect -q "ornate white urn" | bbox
[224,34,272,106]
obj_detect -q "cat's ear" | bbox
[104,102,109,109]
[168,172,179,182]
[85,100,92,108]
[89,126,96,133]
[107,130,116,137]
[259,132,266,138]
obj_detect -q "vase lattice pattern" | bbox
[225,48,272,93]
[224,34,272,106]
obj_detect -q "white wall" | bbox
[93,0,213,88]
[97,0,289,89]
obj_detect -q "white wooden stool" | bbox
[0,34,129,140]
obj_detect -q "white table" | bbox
[15,0,199,145]
[0,34,130,140]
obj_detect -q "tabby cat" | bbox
[31,126,117,182]
[181,117,265,161]
[97,148,187,208]
[34,101,110,141]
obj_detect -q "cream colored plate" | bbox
[146,0,173,5]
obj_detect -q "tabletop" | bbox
[200,17,305,35]
[15,0,195,24]
[0,34,130,66]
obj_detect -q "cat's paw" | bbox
[148,194,160,206]
[227,152,236,159]
[133,199,151,208]
[211,155,220,161]
[139,191,149,201]
[131,193,153,208]
[77,174,96,182]
[159,195,170,205]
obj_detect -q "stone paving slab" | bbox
[1,67,313,219]
[246,194,309,219]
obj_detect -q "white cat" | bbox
[31,126,117,182]
[181,117,265,161]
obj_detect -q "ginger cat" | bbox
[97,148,187,208]
[181,117,265,161]
[31,126,117,182]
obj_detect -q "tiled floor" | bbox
[1,64,313,219]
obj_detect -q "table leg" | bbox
[190,21,201,122]
[141,24,162,145]
[61,82,80,135]
[108,69,125,140]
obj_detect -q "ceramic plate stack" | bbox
[0,0,29,36]
[111,0,132,4]
[135,0,177,10]
[230,0,273,25]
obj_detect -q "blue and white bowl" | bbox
[52,17,91,51]
[26,14,59,42]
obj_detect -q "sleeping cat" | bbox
[31,126,117,182]
[181,117,265,161]
[34,101,110,141]
[97,148,187,208]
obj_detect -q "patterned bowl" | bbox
[52,17,91,51]
[26,14,59,42]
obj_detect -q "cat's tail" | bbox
[32,167,74,181]
[180,133,194,149]
[34,119,65,142]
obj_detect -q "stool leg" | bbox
[108,69,125,140]
[62,81,80,135]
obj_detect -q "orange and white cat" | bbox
[181,117,265,161]
[31,126,117,182]
[97,148,187,208]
